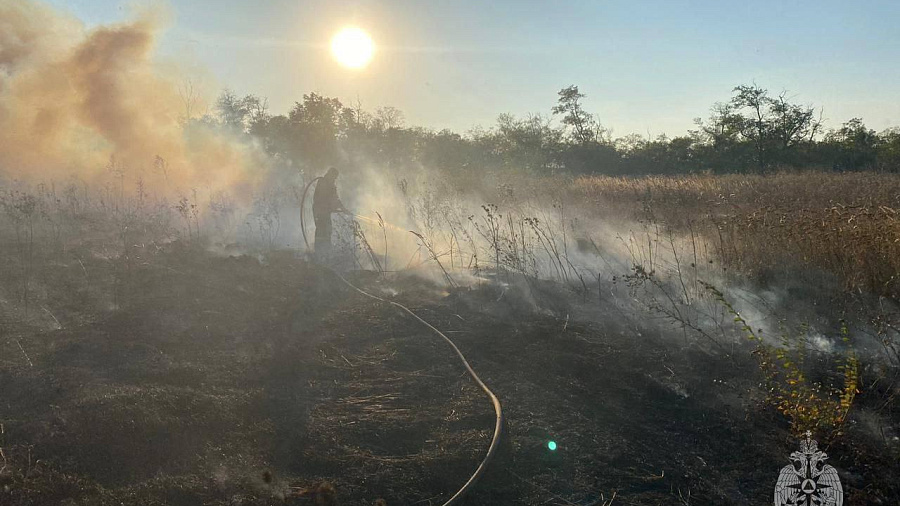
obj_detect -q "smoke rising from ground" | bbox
[0,1,892,366]
[0,1,265,198]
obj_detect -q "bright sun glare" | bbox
[331,27,374,69]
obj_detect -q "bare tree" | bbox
[375,106,405,130]
[178,78,202,126]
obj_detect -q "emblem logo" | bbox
[774,431,843,506]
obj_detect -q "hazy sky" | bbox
[45,0,900,137]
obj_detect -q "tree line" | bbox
[206,84,900,177]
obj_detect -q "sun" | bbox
[330,27,374,69]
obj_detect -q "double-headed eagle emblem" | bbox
[774,431,843,506]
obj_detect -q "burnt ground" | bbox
[1,244,898,505]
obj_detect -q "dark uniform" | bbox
[312,168,345,258]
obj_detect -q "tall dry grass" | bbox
[572,172,900,300]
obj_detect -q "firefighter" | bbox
[312,167,347,259]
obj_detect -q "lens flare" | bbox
[330,27,374,69]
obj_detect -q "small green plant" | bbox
[702,281,859,438]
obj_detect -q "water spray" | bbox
[299,176,406,250]
[349,212,407,233]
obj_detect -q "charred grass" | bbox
[2,245,897,504]
[1,173,899,504]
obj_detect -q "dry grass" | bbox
[572,171,900,299]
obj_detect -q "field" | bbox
[573,172,900,300]
[1,171,899,505]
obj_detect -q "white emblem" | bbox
[774,430,843,506]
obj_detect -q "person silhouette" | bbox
[312,167,346,260]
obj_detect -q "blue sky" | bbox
[46,0,900,137]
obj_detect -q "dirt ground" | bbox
[1,245,898,505]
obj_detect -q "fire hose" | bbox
[299,177,504,505]
[299,176,322,250]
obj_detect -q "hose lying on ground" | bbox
[299,176,504,504]
[332,271,504,506]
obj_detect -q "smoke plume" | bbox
[0,0,265,198]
